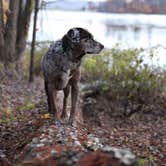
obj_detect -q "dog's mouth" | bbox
[100,44,104,50]
[86,46,104,54]
[86,51,93,54]
[92,43,104,54]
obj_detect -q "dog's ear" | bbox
[67,28,80,43]
[62,35,69,51]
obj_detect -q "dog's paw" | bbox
[50,113,62,125]
[68,118,77,127]
[54,118,62,125]
[61,113,68,120]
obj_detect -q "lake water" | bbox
[28,10,166,66]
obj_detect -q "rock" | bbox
[0,150,11,166]
[17,123,139,166]
[86,134,103,151]
[78,150,139,166]
[102,146,138,165]
[19,149,139,166]
[32,138,39,144]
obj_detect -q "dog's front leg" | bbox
[45,81,59,120]
[61,84,70,119]
[69,82,79,124]
[69,68,81,125]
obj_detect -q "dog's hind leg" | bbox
[61,84,70,119]
[44,81,51,112]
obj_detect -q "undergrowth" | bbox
[82,44,166,116]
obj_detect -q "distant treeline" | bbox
[97,0,166,14]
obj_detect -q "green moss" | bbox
[138,158,146,165]
[17,100,35,111]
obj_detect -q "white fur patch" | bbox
[71,28,80,43]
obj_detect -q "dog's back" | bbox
[41,40,64,79]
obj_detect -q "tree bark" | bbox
[16,0,32,61]
[4,0,20,64]
[0,0,4,61]
[29,0,39,83]
[0,0,4,28]
[0,0,33,72]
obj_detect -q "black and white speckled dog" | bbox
[41,27,104,124]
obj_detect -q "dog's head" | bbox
[62,28,104,57]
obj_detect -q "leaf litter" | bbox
[0,77,165,165]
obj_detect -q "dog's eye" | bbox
[57,77,62,81]
[84,39,89,42]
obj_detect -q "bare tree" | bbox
[0,0,5,62]
[4,0,20,65]
[0,0,32,71]
[16,0,33,64]
[29,0,39,83]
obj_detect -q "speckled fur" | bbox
[41,40,80,89]
[41,28,104,124]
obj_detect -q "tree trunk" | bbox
[0,0,4,28]
[0,0,4,62]
[4,0,20,64]
[29,0,39,83]
[0,0,33,73]
[16,0,32,61]
[15,0,32,73]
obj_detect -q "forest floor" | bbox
[0,77,166,165]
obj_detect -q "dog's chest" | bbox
[41,39,82,84]
[60,56,79,72]
[42,42,80,78]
